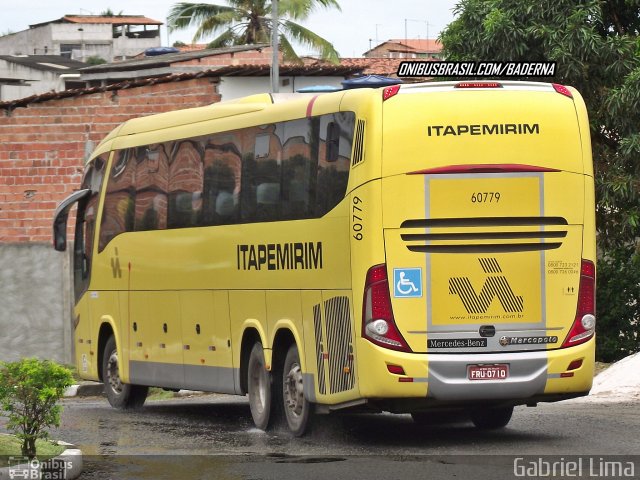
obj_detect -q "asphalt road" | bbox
[3,394,639,479]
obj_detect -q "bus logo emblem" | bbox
[394,268,422,298]
[449,258,523,314]
[111,247,122,279]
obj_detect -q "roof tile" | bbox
[62,15,163,25]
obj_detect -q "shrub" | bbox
[0,358,73,458]
[85,55,107,66]
[596,247,640,362]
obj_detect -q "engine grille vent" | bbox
[400,216,568,253]
[351,119,365,167]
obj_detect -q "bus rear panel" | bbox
[356,81,595,409]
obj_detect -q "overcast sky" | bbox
[0,0,458,58]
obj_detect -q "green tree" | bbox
[167,0,341,63]
[0,359,73,458]
[86,55,107,65]
[596,249,640,361]
[440,0,640,360]
[101,8,124,16]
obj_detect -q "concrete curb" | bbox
[63,382,214,401]
[63,383,207,399]
[0,436,83,480]
[55,444,83,480]
[64,382,104,398]
[173,390,206,397]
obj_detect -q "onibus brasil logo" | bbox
[449,258,524,315]
[6,456,73,479]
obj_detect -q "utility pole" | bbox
[271,0,279,93]
[404,18,429,57]
[404,18,407,47]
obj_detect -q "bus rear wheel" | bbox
[280,344,311,436]
[102,335,148,409]
[469,406,514,430]
[247,342,273,430]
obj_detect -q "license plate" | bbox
[467,364,509,381]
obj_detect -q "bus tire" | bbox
[247,342,272,430]
[280,344,312,436]
[102,335,148,409]
[470,406,514,430]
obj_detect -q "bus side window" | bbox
[325,121,340,163]
[251,126,281,222]
[134,144,169,231]
[254,134,270,158]
[281,118,313,220]
[168,140,204,229]
[74,156,105,300]
[99,149,136,251]
[202,136,241,226]
[315,112,355,217]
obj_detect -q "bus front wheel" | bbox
[469,406,514,430]
[247,342,272,430]
[280,344,312,436]
[102,335,148,409]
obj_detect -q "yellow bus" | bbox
[53,80,596,435]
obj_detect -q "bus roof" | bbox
[90,81,574,162]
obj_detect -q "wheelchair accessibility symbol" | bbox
[393,268,422,298]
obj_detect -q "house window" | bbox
[60,44,81,59]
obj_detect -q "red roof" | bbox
[61,15,162,25]
[339,57,437,77]
[388,39,442,52]
[175,44,208,53]
[0,64,362,111]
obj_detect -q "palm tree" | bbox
[167,0,341,63]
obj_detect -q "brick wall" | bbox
[178,47,279,67]
[0,77,221,242]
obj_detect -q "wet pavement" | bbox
[2,394,639,479]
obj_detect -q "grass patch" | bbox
[0,433,65,458]
[147,387,176,401]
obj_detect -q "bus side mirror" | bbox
[52,189,91,252]
[53,211,69,251]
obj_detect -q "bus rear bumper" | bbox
[356,338,594,404]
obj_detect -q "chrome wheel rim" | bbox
[249,363,267,415]
[106,350,123,395]
[284,362,305,418]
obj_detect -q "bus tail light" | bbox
[552,83,573,98]
[382,85,401,101]
[562,260,596,347]
[455,82,502,88]
[362,265,411,352]
[408,164,560,175]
